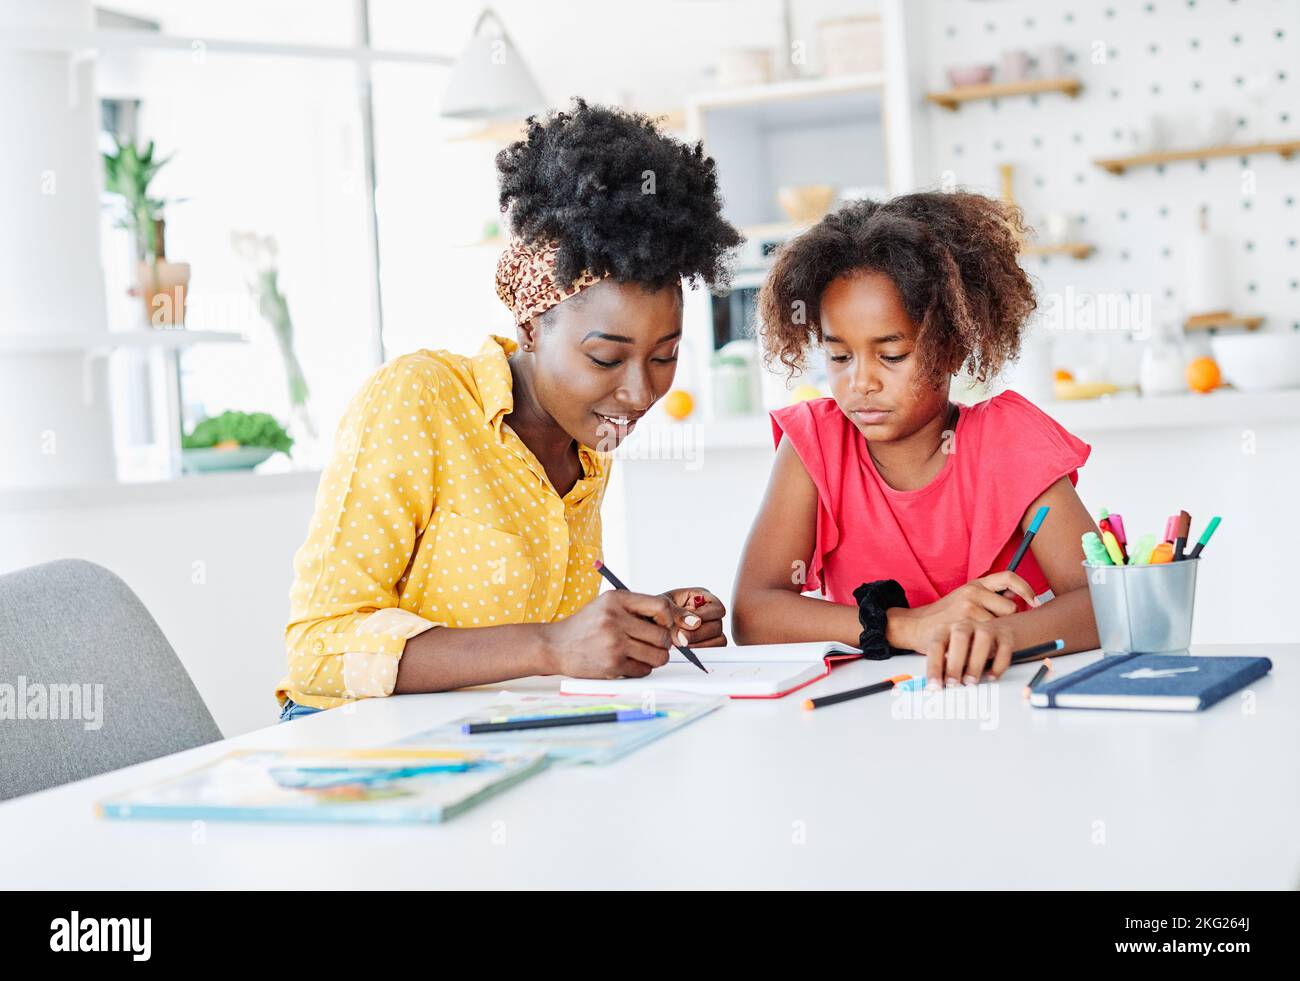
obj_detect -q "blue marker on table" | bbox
[463,710,663,735]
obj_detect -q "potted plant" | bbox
[102,136,190,327]
[180,410,294,473]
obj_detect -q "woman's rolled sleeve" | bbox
[282,358,443,705]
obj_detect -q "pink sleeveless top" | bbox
[770,390,1091,607]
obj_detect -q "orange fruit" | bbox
[1054,368,1075,382]
[1185,356,1221,394]
[663,389,694,420]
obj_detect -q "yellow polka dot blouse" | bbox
[279,335,609,711]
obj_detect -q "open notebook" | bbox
[559,642,862,699]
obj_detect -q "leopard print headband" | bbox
[495,238,607,327]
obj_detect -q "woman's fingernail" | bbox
[684,614,701,627]
[675,630,688,646]
[693,595,706,609]
[963,675,976,686]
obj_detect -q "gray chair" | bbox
[0,559,221,801]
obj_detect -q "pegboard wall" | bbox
[913,0,1300,340]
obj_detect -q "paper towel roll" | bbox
[1183,225,1230,317]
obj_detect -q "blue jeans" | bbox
[279,697,323,723]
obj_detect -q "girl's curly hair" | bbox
[496,98,742,291]
[758,191,1036,386]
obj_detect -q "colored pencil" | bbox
[803,674,912,710]
[1009,505,1050,574]
[593,560,708,673]
[1023,659,1052,699]
[465,710,662,734]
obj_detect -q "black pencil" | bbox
[1009,638,1064,664]
[1023,659,1052,699]
[803,674,913,710]
[592,560,708,673]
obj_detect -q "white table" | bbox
[2,644,1294,889]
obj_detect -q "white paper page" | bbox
[668,641,858,665]
[561,661,826,698]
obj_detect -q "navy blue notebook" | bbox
[1029,653,1272,712]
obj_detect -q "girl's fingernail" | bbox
[963,675,976,686]
[945,678,959,688]
[675,630,688,646]
[684,614,701,627]
[927,677,942,689]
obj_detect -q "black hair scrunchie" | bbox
[852,580,912,660]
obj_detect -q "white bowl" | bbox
[1210,333,1300,391]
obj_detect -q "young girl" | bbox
[732,192,1100,688]
[278,101,741,719]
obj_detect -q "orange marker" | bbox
[1150,542,1175,564]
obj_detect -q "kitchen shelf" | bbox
[926,76,1082,111]
[1094,139,1300,175]
[0,466,323,513]
[0,26,451,66]
[451,109,686,145]
[739,221,813,241]
[1021,242,1094,260]
[690,72,885,112]
[0,329,248,355]
[1184,313,1264,332]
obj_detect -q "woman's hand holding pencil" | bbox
[540,587,721,680]
[659,586,728,650]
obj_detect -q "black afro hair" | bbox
[495,98,742,291]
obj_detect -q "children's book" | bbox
[97,746,547,824]
[396,691,724,765]
[1029,653,1273,712]
[559,641,863,699]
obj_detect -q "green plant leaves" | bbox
[182,411,295,455]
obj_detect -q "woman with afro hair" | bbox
[732,192,1101,689]
[278,100,741,717]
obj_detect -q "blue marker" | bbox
[463,710,663,735]
[1008,505,1050,575]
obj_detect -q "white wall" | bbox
[0,475,320,736]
